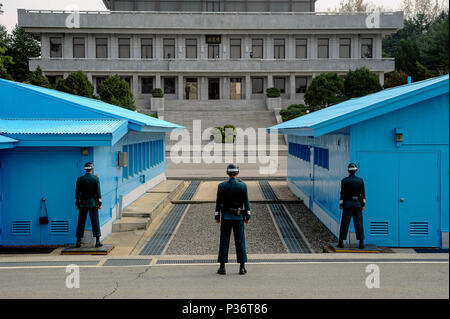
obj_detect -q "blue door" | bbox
[1,149,81,246]
[398,152,440,247]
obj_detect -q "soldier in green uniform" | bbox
[75,162,103,248]
[215,164,251,275]
[338,163,366,249]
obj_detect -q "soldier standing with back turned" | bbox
[338,163,366,249]
[75,162,103,248]
[215,164,251,275]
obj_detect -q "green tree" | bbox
[394,39,422,81]
[6,26,40,82]
[304,73,345,109]
[0,46,13,80]
[280,104,316,122]
[24,66,51,88]
[56,71,94,98]
[383,70,409,89]
[97,75,136,110]
[344,67,382,99]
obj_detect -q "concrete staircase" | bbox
[112,180,185,232]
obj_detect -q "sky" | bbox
[0,0,404,32]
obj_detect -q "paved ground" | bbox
[0,255,447,299]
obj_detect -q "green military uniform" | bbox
[338,175,366,242]
[215,177,251,264]
[75,172,102,239]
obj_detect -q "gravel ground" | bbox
[284,203,337,253]
[165,203,287,256]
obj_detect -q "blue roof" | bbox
[269,74,449,137]
[0,134,18,143]
[0,79,184,130]
[0,119,127,135]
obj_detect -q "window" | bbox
[288,143,311,162]
[46,75,63,87]
[72,37,85,58]
[206,0,220,12]
[274,39,285,59]
[141,38,153,59]
[295,77,307,93]
[296,38,307,59]
[208,44,220,59]
[318,38,329,59]
[141,77,153,94]
[252,77,264,94]
[339,38,351,58]
[274,77,285,94]
[252,39,263,59]
[314,147,329,169]
[230,38,241,59]
[118,38,131,59]
[163,38,175,59]
[164,77,176,94]
[50,37,62,58]
[96,38,108,58]
[185,38,197,59]
[185,78,198,100]
[361,38,373,58]
[122,140,164,179]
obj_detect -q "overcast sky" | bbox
[0,0,404,32]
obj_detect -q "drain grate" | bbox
[103,259,152,267]
[157,258,304,265]
[258,181,278,200]
[0,260,99,267]
[179,181,201,200]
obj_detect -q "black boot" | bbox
[217,263,226,275]
[239,263,247,275]
[359,240,364,249]
[337,240,344,248]
[75,238,81,248]
[95,237,103,248]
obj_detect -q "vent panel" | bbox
[11,221,31,235]
[50,220,69,234]
[409,222,428,236]
[369,221,389,236]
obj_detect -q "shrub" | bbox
[25,66,51,89]
[280,104,316,122]
[266,87,281,98]
[55,70,94,98]
[384,70,409,89]
[304,72,345,109]
[344,67,382,99]
[97,74,136,111]
[151,88,164,97]
[223,124,237,143]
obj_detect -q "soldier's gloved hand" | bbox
[214,212,220,223]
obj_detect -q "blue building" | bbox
[269,75,449,248]
[0,79,183,246]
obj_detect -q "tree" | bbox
[0,46,12,80]
[394,39,422,80]
[97,75,136,110]
[383,70,409,89]
[304,73,345,109]
[337,0,369,12]
[402,0,448,21]
[344,67,382,99]
[6,26,40,82]
[56,71,94,98]
[25,66,51,88]
[280,104,316,122]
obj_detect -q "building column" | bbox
[268,74,273,89]
[155,73,161,89]
[378,72,384,87]
[290,74,296,100]
[178,75,184,100]
[133,75,139,98]
[245,75,251,100]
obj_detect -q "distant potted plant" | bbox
[266,87,282,109]
[151,88,164,111]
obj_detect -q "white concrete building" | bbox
[18,0,403,111]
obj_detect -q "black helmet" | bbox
[226,163,240,175]
[84,162,94,170]
[348,163,357,172]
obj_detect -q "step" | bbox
[112,217,150,232]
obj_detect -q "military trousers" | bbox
[218,219,247,264]
[76,207,101,239]
[338,207,364,241]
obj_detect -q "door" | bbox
[1,150,81,245]
[398,152,440,247]
[230,78,242,100]
[208,78,220,100]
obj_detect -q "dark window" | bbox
[339,38,351,58]
[185,38,197,59]
[118,38,131,59]
[164,77,176,94]
[296,38,307,59]
[96,38,108,59]
[141,77,153,94]
[288,143,311,162]
[295,77,307,93]
[46,75,63,87]
[50,37,62,58]
[274,77,285,94]
[361,38,373,58]
[252,39,263,59]
[314,147,329,170]
[252,77,264,94]
[163,38,175,59]
[274,38,285,59]
[141,38,153,59]
[208,44,219,59]
[73,37,85,58]
[230,38,241,59]
[318,38,329,59]
[206,0,220,12]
